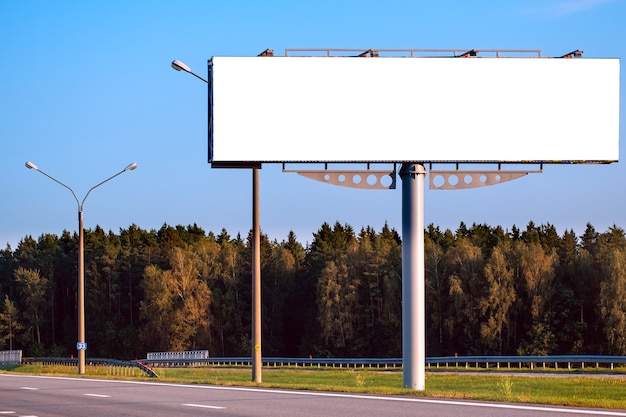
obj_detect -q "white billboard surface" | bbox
[209,56,619,163]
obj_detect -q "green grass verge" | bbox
[2,365,626,410]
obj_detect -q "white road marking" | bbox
[20,387,38,390]
[0,412,16,414]
[83,393,111,398]
[183,404,226,409]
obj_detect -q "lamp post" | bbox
[172,59,263,383]
[25,161,137,374]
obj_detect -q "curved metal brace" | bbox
[283,169,396,189]
[429,169,542,190]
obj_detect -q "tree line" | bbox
[0,220,625,359]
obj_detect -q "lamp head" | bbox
[125,163,138,171]
[25,161,38,170]
[171,59,191,73]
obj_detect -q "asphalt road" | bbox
[1,374,625,417]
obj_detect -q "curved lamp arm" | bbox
[25,161,80,208]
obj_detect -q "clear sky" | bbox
[1,0,624,249]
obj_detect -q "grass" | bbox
[2,364,626,410]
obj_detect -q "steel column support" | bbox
[400,163,426,390]
[252,167,262,383]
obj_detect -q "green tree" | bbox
[283,231,318,357]
[117,224,160,357]
[443,237,483,353]
[207,230,248,356]
[357,225,402,356]
[8,219,626,358]
[306,222,357,355]
[317,260,359,353]
[55,230,80,353]
[599,248,626,354]
[35,234,61,347]
[14,267,49,354]
[83,227,122,357]
[517,242,557,355]
[478,245,515,354]
[580,223,599,258]
[425,234,448,353]
[0,244,15,301]
[262,237,298,355]
[0,295,23,350]
[12,236,39,271]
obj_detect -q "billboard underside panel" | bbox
[208,56,620,164]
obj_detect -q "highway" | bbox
[1,374,625,417]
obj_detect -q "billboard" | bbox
[208,56,619,164]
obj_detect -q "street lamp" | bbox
[172,58,263,383]
[25,161,137,374]
[171,59,208,83]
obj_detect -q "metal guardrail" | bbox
[428,355,626,371]
[0,350,22,365]
[144,356,401,368]
[142,355,626,371]
[147,350,209,360]
[23,357,158,377]
[20,355,626,374]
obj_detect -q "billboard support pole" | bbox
[252,167,262,383]
[400,163,426,390]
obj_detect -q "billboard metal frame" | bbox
[207,48,619,167]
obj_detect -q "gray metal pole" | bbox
[252,167,262,382]
[400,163,426,390]
[78,210,85,374]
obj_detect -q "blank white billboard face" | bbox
[208,56,619,164]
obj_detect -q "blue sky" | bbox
[1,0,624,249]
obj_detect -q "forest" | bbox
[1,220,625,360]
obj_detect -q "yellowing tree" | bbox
[518,242,557,355]
[599,248,626,355]
[0,295,23,350]
[479,245,515,354]
[140,246,211,351]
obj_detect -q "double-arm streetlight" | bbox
[25,161,137,374]
[172,59,263,383]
